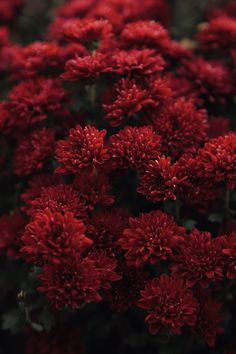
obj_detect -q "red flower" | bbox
[199,134,236,189]
[14,128,55,176]
[103,78,158,127]
[170,229,225,287]
[137,157,185,202]
[38,256,101,310]
[119,210,185,267]
[73,171,114,210]
[120,20,170,50]
[138,275,198,335]
[109,126,161,170]
[28,183,87,219]
[62,52,112,81]
[21,209,92,266]
[55,125,108,174]
[194,297,224,347]
[152,98,209,159]
[86,208,130,254]
[222,232,236,279]
[0,211,26,259]
[0,78,69,134]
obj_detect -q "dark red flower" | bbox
[194,297,224,347]
[103,78,158,127]
[222,232,236,279]
[21,209,91,266]
[55,125,108,174]
[138,275,198,335]
[28,183,87,219]
[199,134,236,189]
[38,256,101,310]
[0,211,26,259]
[170,229,225,288]
[73,171,114,210]
[137,157,185,202]
[119,210,185,267]
[152,98,209,159]
[109,126,161,170]
[14,128,55,176]
[208,116,231,138]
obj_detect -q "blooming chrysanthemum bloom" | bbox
[222,232,236,279]
[109,126,161,170]
[0,78,69,134]
[104,263,149,311]
[73,171,114,210]
[119,210,185,267]
[57,0,95,19]
[137,157,185,202]
[63,18,113,47]
[25,327,86,354]
[55,125,108,174]
[138,275,198,335]
[179,58,234,103]
[87,251,121,289]
[194,298,224,347]
[28,183,87,219]
[170,229,225,288]
[152,98,209,159]
[38,256,101,310]
[197,16,236,52]
[62,52,112,81]
[120,20,171,51]
[110,49,165,79]
[21,209,91,266]
[86,208,130,254]
[199,134,236,189]
[103,78,158,127]
[14,128,55,176]
[0,211,26,259]
[11,41,62,79]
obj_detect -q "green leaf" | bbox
[182,219,196,231]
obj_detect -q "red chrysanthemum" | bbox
[152,98,209,159]
[86,208,130,254]
[119,210,185,267]
[120,20,171,50]
[199,134,236,189]
[222,232,236,279]
[28,183,87,219]
[0,211,26,259]
[109,126,161,170]
[14,128,55,176]
[38,256,101,310]
[194,297,224,347]
[21,209,91,266]
[62,52,112,81]
[103,78,158,127]
[55,125,108,174]
[137,157,185,202]
[170,229,225,288]
[0,78,69,134]
[73,171,114,210]
[138,275,198,335]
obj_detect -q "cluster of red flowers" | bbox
[0,0,235,353]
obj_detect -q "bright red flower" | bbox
[55,125,108,174]
[138,275,198,335]
[152,98,209,159]
[14,128,55,176]
[73,171,114,210]
[199,134,236,189]
[38,256,101,310]
[21,209,91,266]
[119,210,185,267]
[170,229,225,288]
[109,126,161,170]
[194,297,224,347]
[137,157,185,202]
